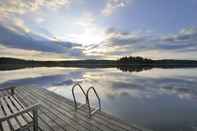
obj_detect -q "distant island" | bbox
[1,56,197,71]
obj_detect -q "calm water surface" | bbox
[1,67,197,131]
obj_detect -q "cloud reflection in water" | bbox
[0,67,197,131]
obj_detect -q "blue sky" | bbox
[0,0,197,60]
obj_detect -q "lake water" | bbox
[1,67,197,131]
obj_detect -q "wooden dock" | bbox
[12,86,148,131]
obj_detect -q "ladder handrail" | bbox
[72,82,86,110]
[86,86,101,117]
[72,83,102,117]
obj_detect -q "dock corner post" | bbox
[33,106,38,131]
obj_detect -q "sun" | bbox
[68,26,106,46]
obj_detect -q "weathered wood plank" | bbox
[15,92,55,131]
[0,97,20,130]
[0,103,11,131]
[9,95,32,123]
[4,96,27,127]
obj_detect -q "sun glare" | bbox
[70,28,106,46]
[55,14,107,46]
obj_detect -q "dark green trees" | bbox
[117,56,154,65]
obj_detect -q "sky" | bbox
[0,0,197,60]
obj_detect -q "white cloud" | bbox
[160,27,197,43]
[102,0,130,16]
[0,16,32,36]
[0,0,73,39]
[0,0,72,14]
[11,18,31,34]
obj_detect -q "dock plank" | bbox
[15,91,57,131]
[0,102,11,131]
[4,96,27,127]
[9,95,32,123]
[0,97,20,130]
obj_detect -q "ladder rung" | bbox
[90,108,100,115]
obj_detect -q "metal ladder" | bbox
[72,82,101,117]
[72,82,87,110]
